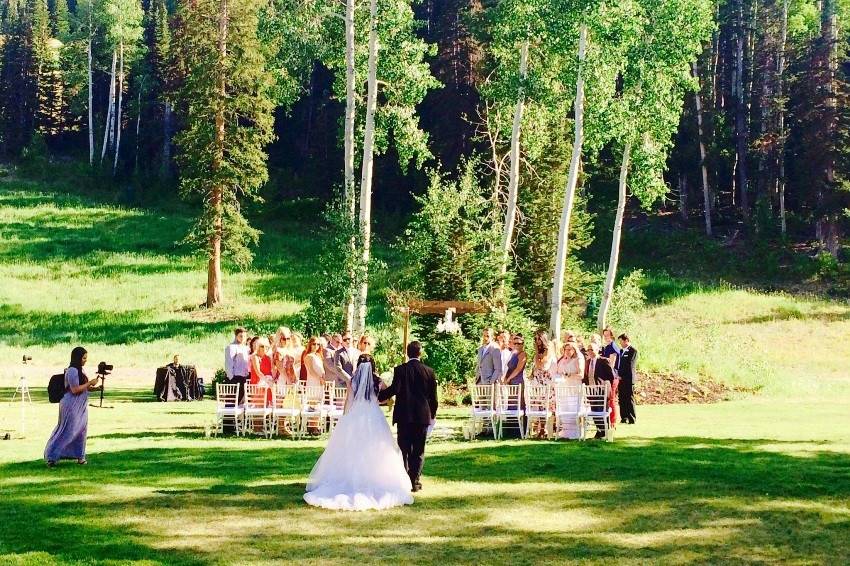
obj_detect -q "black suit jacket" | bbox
[618,346,638,381]
[583,356,615,385]
[378,359,438,425]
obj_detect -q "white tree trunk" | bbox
[500,40,529,278]
[354,0,379,332]
[777,0,788,236]
[100,49,117,163]
[113,40,124,173]
[549,25,587,340]
[597,142,630,332]
[343,0,357,331]
[692,61,712,237]
[87,0,93,165]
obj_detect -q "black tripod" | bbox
[93,371,110,408]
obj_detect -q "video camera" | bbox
[97,361,113,376]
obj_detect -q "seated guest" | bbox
[504,334,527,386]
[476,328,503,385]
[584,344,617,439]
[556,341,585,385]
[601,327,621,371]
[617,333,638,424]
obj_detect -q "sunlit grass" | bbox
[0,395,848,564]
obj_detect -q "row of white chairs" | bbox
[469,382,614,442]
[215,382,347,439]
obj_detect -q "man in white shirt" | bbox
[224,327,250,402]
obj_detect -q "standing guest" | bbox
[584,344,616,439]
[291,333,305,382]
[249,338,274,386]
[529,337,557,438]
[45,347,101,467]
[304,336,326,386]
[330,333,343,351]
[503,334,527,385]
[334,331,361,386]
[617,334,638,424]
[589,333,603,354]
[272,327,294,384]
[475,328,501,385]
[499,330,512,378]
[224,327,250,402]
[556,341,585,385]
[601,327,621,371]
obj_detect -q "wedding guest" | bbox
[45,347,101,467]
[248,336,259,356]
[224,327,250,401]
[617,333,638,424]
[556,341,585,385]
[601,327,621,371]
[333,330,361,386]
[529,337,557,439]
[304,336,326,386]
[476,328,503,385]
[499,330,512,377]
[584,344,616,439]
[504,334,527,385]
[249,337,274,407]
[291,333,305,381]
[272,327,294,384]
[589,333,603,354]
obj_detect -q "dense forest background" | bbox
[1,0,849,334]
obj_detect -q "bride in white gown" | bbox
[303,355,414,511]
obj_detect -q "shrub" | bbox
[421,332,478,386]
[605,269,647,330]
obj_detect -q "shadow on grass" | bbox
[0,438,848,563]
[730,305,850,324]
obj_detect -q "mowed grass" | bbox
[0,396,848,565]
[0,180,316,370]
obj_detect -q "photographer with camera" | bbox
[44,347,101,467]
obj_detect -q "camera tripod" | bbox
[92,371,110,408]
[7,357,34,437]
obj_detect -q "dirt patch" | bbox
[635,371,753,405]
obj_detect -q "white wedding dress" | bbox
[303,363,414,511]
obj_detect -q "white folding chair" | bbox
[469,384,497,440]
[301,384,326,436]
[495,384,525,440]
[272,382,301,438]
[583,382,613,442]
[554,384,584,440]
[215,383,242,437]
[524,383,552,439]
[327,386,347,433]
[243,384,272,438]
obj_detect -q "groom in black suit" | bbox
[378,341,438,492]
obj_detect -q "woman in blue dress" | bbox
[45,347,101,467]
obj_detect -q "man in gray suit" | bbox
[476,329,505,385]
[333,331,361,387]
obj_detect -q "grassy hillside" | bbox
[1,177,848,401]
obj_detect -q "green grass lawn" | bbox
[2,176,850,564]
[1,395,848,564]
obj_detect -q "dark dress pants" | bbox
[397,422,428,485]
[619,377,636,423]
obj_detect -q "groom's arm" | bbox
[427,368,438,419]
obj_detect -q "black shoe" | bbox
[620,419,628,424]
[411,482,422,493]
[594,431,606,439]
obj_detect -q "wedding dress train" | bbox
[304,362,413,511]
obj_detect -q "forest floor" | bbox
[1,176,849,564]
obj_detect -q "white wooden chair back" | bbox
[524,384,550,414]
[216,383,239,409]
[244,384,268,410]
[495,384,522,414]
[471,384,495,413]
[554,384,583,415]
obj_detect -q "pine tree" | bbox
[173,0,275,306]
[0,0,38,155]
